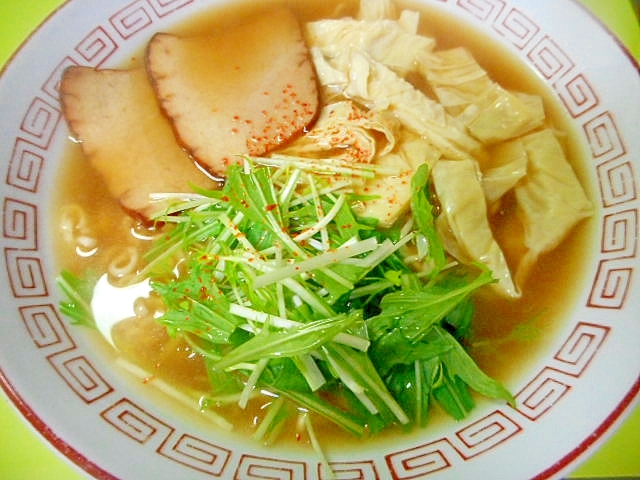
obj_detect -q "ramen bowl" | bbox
[1,0,638,479]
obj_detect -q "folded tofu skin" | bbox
[303,5,593,296]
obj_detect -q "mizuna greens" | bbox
[59,158,514,445]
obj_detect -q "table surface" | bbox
[1,0,639,479]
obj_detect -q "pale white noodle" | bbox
[132,297,151,318]
[76,235,97,249]
[108,245,140,280]
[133,295,165,319]
[130,222,163,242]
[59,203,98,256]
[75,235,98,257]
[59,204,89,242]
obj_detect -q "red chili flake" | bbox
[199,286,209,300]
[221,195,230,202]
[265,203,277,211]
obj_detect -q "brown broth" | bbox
[52,0,596,448]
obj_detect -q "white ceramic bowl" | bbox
[1,0,638,479]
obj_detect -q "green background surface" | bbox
[0,0,638,478]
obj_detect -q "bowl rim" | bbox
[1,0,639,479]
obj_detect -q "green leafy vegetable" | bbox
[56,270,97,327]
[410,163,446,271]
[367,264,494,345]
[212,313,362,371]
[57,158,513,451]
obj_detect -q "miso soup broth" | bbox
[52,0,596,450]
